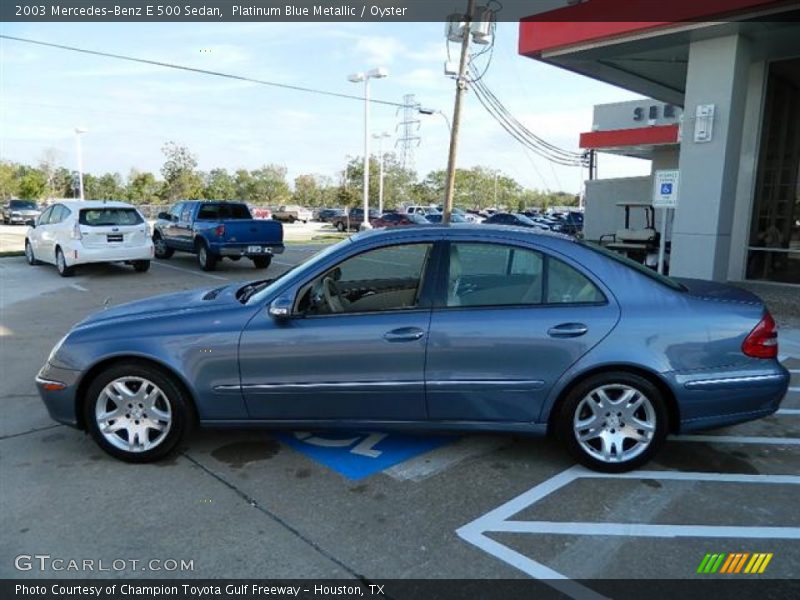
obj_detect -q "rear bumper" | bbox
[63,241,154,266]
[35,363,82,428]
[665,363,790,432]
[214,243,285,257]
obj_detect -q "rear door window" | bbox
[79,208,144,226]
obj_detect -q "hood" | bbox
[78,284,240,327]
[674,278,763,306]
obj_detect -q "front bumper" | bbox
[35,363,82,428]
[6,214,38,224]
[63,241,154,267]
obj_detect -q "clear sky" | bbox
[0,20,651,193]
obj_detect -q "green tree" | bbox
[17,167,47,200]
[204,168,236,200]
[85,172,124,200]
[248,164,290,205]
[0,161,19,200]
[126,169,162,204]
[160,142,203,201]
[293,174,320,207]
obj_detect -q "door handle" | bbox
[383,327,426,342]
[547,323,589,338]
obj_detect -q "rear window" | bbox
[10,200,37,209]
[197,203,251,220]
[581,240,686,292]
[79,208,143,226]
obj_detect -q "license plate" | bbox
[247,245,262,253]
[107,234,123,243]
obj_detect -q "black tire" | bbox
[289,216,296,224]
[25,240,41,265]
[153,233,174,259]
[84,361,192,463]
[556,371,668,473]
[55,247,75,277]
[252,255,272,269]
[196,240,217,271]
[336,221,346,232]
[133,260,151,273]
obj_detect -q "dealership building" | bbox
[519,0,800,285]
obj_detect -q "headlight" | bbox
[47,334,69,364]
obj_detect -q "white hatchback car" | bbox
[25,201,154,277]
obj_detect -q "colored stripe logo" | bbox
[697,552,773,574]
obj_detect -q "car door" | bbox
[40,205,67,262]
[30,205,54,261]
[425,240,620,423]
[162,202,184,246]
[239,242,436,420]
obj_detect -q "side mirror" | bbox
[26,219,36,228]
[268,296,293,320]
[157,212,171,221]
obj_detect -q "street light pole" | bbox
[348,67,388,231]
[372,132,390,214]
[74,127,88,200]
[418,107,452,132]
[442,0,476,225]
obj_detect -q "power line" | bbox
[0,35,409,109]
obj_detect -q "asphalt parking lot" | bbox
[1,249,799,591]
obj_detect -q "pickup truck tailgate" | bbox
[215,219,283,245]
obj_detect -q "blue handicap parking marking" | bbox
[277,430,454,480]
[661,182,673,194]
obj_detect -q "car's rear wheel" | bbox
[196,241,217,271]
[252,255,271,269]
[84,362,190,462]
[336,221,346,232]
[153,233,174,259]
[56,247,74,277]
[558,372,667,472]
[133,260,150,273]
[25,240,41,265]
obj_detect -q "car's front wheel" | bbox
[153,233,174,259]
[558,372,667,472]
[133,260,150,273]
[25,240,41,265]
[84,362,191,462]
[336,221,346,232]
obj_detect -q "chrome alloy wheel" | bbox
[95,377,172,453]
[573,384,656,464]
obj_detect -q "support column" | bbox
[670,34,752,281]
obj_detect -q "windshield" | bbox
[582,241,686,292]
[515,214,537,225]
[10,200,38,209]
[246,238,353,304]
[79,208,143,226]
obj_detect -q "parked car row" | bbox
[24,200,284,277]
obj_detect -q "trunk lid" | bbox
[674,278,763,306]
[215,219,283,244]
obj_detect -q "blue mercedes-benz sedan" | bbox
[35,225,789,472]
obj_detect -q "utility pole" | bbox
[442,0,476,225]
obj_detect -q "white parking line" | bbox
[151,261,229,281]
[672,434,800,445]
[777,408,800,415]
[69,283,88,292]
[384,436,506,481]
[457,466,800,598]
[789,386,800,393]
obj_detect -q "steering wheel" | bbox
[322,277,345,313]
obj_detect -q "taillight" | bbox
[742,312,778,359]
[214,225,225,237]
[71,222,83,240]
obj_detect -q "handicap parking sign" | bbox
[277,430,454,480]
[661,183,673,195]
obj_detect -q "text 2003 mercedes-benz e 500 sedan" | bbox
[36,225,789,472]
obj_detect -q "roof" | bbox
[57,200,138,209]
[350,223,575,246]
